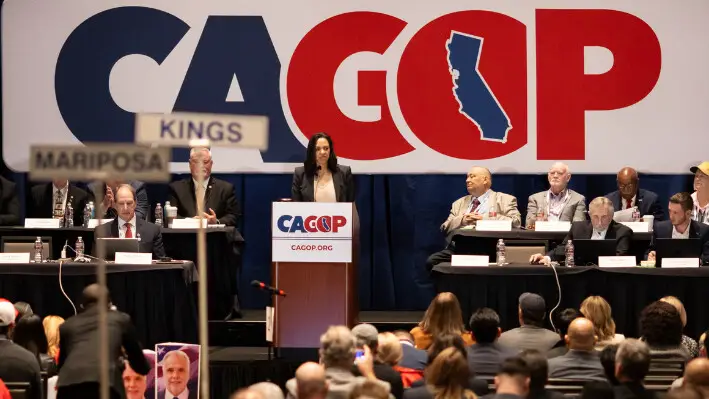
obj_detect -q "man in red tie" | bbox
[94,184,165,259]
[603,167,664,221]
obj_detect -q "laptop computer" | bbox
[571,239,618,266]
[96,238,140,261]
[655,238,702,267]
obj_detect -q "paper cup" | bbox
[643,215,654,231]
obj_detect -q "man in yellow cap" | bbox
[691,162,709,225]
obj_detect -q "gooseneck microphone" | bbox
[250,280,287,297]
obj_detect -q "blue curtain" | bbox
[2,170,695,311]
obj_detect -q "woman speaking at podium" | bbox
[291,132,355,202]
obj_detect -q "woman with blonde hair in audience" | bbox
[661,296,699,358]
[403,347,477,399]
[43,315,65,360]
[379,332,422,388]
[410,292,473,350]
[580,296,624,349]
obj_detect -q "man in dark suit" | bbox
[158,350,197,399]
[530,196,633,265]
[88,180,150,221]
[467,308,518,376]
[547,318,606,381]
[56,284,149,399]
[0,299,42,399]
[393,331,427,371]
[26,180,90,226]
[0,175,20,226]
[168,147,240,226]
[613,339,659,399]
[647,192,709,265]
[94,184,165,259]
[605,167,664,221]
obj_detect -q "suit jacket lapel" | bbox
[690,221,700,238]
[606,221,619,239]
[111,219,119,238]
[539,192,548,216]
[611,192,622,213]
[488,190,498,213]
[186,179,198,215]
[43,183,54,213]
[333,169,343,202]
[204,177,215,212]
[636,190,645,214]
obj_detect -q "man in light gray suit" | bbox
[498,293,559,352]
[427,166,522,270]
[526,162,586,228]
[547,318,606,381]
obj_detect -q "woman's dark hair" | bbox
[14,301,34,320]
[13,314,49,359]
[427,334,467,366]
[600,344,619,385]
[304,133,338,176]
[639,301,683,347]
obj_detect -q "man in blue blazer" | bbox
[393,331,426,371]
[605,167,664,221]
[647,192,709,265]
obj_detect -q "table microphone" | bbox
[250,280,286,297]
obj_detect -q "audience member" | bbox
[286,326,390,399]
[43,315,64,360]
[580,296,625,349]
[251,382,285,399]
[293,362,327,399]
[411,293,473,350]
[0,299,42,399]
[665,386,702,399]
[639,301,690,361]
[56,284,149,399]
[613,339,658,399]
[0,379,10,399]
[484,357,530,399]
[681,358,709,397]
[352,324,403,399]
[580,381,615,399]
[661,296,699,358]
[12,314,57,375]
[232,389,266,399]
[351,381,390,399]
[13,302,33,320]
[122,361,148,399]
[547,318,605,381]
[498,293,559,352]
[518,350,563,399]
[420,335,487,396]
[467,308,518,376]
[403,347,476,399]
[393,331,427,371]
[599,344,620,385]
[547,308,580,359]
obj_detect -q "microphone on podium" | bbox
[250,280,287,297]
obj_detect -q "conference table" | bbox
[0,262,198,347]
[433,264,709,339]
[0,226,244,319]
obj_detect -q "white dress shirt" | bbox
[672,224,691,239]
[592,229,608,240]
[621,195,636,210]
[118,216,137,239]
[167,388,189,399]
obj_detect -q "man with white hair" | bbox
[530,196,632,265]
[526,162,586,228]
[159,350,195,399]
[613,339,658,399]
[250,382,284,399]
[168,147,240,226]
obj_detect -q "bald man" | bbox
[682,358,709,397]
[291,362,328,399]
[604,167,664,221]
[526,162,586,228]
[547,318,606,381]
[426,166,522,271]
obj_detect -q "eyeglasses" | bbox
[618,182,637,189]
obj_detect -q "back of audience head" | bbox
[319,326,356,368]
[566,318,597,351]
[427,334,467,366]
[13,314,49,358]
[518,350,548,393]
[14,301,33,320]
[615,339,650,383]
[352,323,379,355]
[639,300,683,347]
[82,283,112,309]
[376,332,402,367]
[494,357,530,397]
[661,296,688,329]
[554,308,580,338]
[295,362,327,399]
[43,315,65,358]
[250,382,284,399]
[230,388,265,399]
[469,307,500,344]
[683,358,709,396]
[419,292,466,337]
[349,380,389,399]
[666,386,703,399]
[518,293,547,328]
[580,296,617,342]
[600,344,620,385]
[580,381,615,399]
[0,299,17,336]
[393,330,414,344]
[425,347,473,399]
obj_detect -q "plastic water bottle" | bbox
[496,239,506,266]
[565,240,575,267]
[33,237,43,263]
[155,203,163,227]
[83,203,91,227]
[65,201,74,227]
[75,237,84,259]
[164,201,170,223]
[89,201,95,219]
[632,206,641,222]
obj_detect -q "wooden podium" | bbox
[271,202,359,348]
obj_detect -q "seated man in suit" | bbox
[604,167,664,221]
[467,308,519,376]
[530,197,633,265]
[0,175,20,226]
[26,179,90,226]
[168,147,240,226]
[88,180,150,221]
[547,318,606,381]
[426,166,521,270]
[94,184,165,259]
[647,192,709,265]
[526,162,586,228]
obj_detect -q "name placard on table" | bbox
[476,220,512,232]
[24,218,61,229]
[662,258,700,268]
[87,219,113,229]
[451,255,490,267]
[171,219,209,229]
[114,252,152,265]
[0,253,31,263]
[620,222,650,233]
[598,256,637,267]
[534,221,571,232]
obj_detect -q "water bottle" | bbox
[632,206,641,222]
[89,201,95,219]
[155,203,163,227]
[495,239,506,266]
[565,240,575,267]
[164,201,170,224]
[75,236,84,259]
[33,237,43,263]
[83,203,91,227]
[65,201,74,227]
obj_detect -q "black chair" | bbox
[4,381,30,399]
[1,236,53,260]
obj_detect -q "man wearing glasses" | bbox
[604,167,664,221]
[691,162,709,225]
